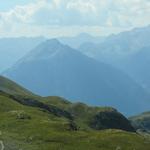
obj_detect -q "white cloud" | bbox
[67,0,97,14]
[0,0,150,37]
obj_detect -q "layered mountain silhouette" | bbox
[79,25,150,64]
[59,33,105,49]
[79,25,150,92]
[0,37,45,72]
[0,33,103,73]
[121,46,150,91]
[4,39,150,115]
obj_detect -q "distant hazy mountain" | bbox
[0,34,104,73]
[79,25,150,92]
[121,46,150,91]
[4,39,150,115]
[59,33,105,49]
[0,37,45,72]
[79,25,150,64]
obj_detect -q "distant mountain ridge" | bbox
[79,25,150,63]
[4,39,150,115]
[0,33,103,73]
[59,33,105,49]
[78,25,150,93]
[0,37,45,72]
[121,46,150,91]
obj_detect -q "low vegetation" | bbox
[0,76,150,149]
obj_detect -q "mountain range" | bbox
[78,25,150,92]
[3,39,150,115]
[121,46,150,91]
[59,33,105,49]
[0,33,103,73]
[0,25,150,149]
[79,25,150,62]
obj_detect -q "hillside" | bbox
[0,76,33,96]
[44,97,134,131]
[0,78,150,149]
[0,76,135,131]
[129,111,150,132]
[3,39,150,115]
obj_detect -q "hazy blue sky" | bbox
[0,0,150,37]
[0,0,36,11]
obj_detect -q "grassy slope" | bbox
[0,76,33,96]
[0,76,150,149]
[0,94,150,150]
[44,97,134,131]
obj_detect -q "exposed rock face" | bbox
[90,110,135,132]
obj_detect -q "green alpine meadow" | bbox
[0,76,150,150]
